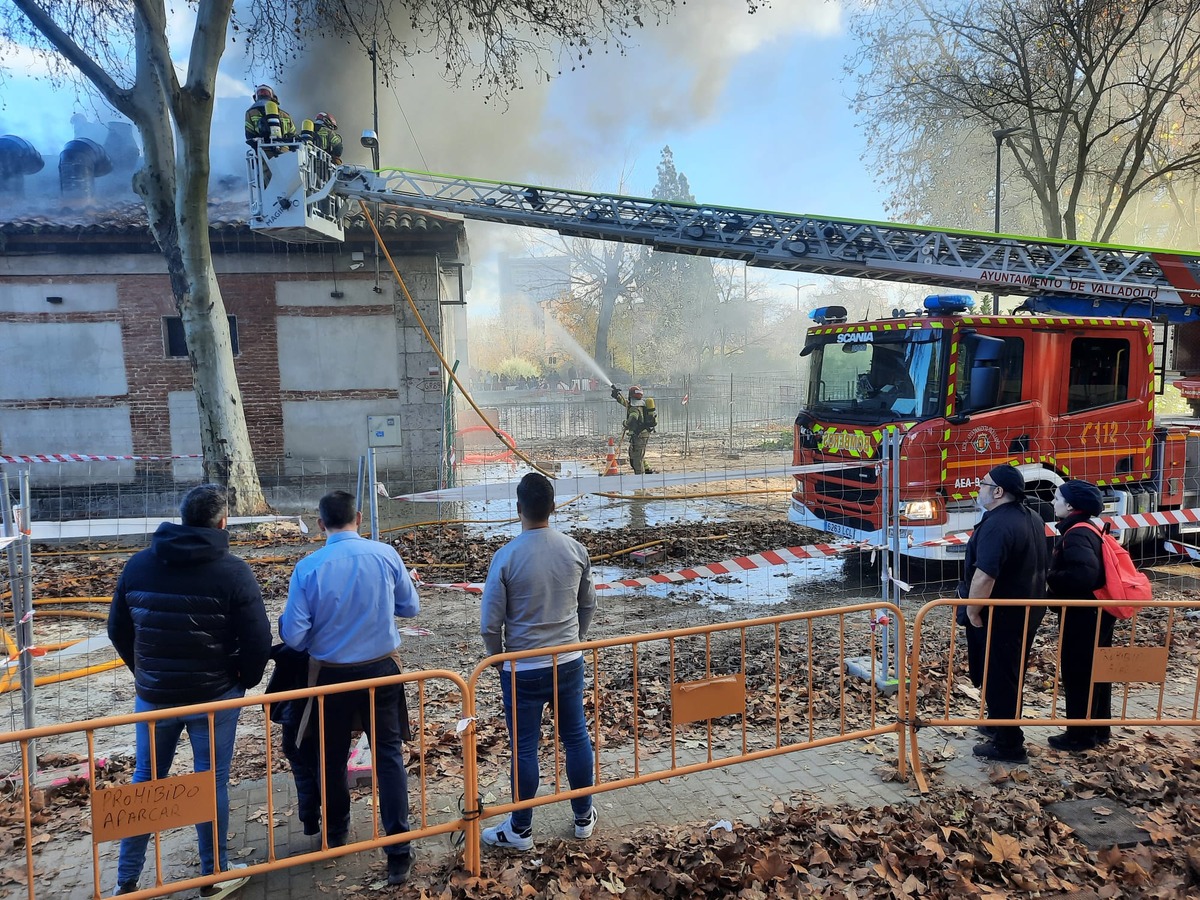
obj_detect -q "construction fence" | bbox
[3,596,1200,897]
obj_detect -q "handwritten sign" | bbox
[92,772,216,843]
[1092,646,1168,685]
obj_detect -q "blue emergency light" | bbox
[810,305,848,325]
[923,294,974,313]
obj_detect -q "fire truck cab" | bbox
[790,295,1200,560]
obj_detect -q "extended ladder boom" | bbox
[247,144,1200,324]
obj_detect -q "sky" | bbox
[0,1,890,316]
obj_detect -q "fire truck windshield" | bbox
[802,329,944,423]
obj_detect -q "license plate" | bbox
[825,522,857,539]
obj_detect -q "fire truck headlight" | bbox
[900,499,938,521]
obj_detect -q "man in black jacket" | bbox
[960,464,1049,763]
[107,484,271,898]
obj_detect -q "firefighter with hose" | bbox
[610,384,657,474]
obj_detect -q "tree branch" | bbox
[8,0,130,111]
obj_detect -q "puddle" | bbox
[594,554,853,612]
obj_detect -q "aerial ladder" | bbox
[246,142,1200,395]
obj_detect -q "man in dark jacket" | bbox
[960,464,1049,763]
[107,484,271,898]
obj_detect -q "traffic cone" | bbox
[603,437,619,476]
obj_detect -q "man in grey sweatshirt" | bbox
[480,472,597,851]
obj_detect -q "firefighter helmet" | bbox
[254,84,277,102]
[314,112,337,129]
[629,385,644,400]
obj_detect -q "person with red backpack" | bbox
[1046,479,1114,753]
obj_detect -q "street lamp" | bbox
[793,281,818,313]
[992,126,1025,314]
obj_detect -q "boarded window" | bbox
[163,316,239,358]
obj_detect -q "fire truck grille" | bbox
[812,479,879,505]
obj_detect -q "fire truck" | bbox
[246,142,1200,560]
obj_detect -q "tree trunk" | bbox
[127,8,267,514]
[593,245,625,374]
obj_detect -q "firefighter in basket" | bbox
[244,84,297,156]
[610,384,657,474]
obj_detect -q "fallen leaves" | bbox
[982,829,1022,863]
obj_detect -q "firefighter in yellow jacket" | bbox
[244,84,297,155]
[610,385,656,474]
[312,112,343,164]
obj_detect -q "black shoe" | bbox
[327,831,349,848]
[1047,732,1099,753]
[115,883,138,895]
[387,855,412,886]
[973,740,1028,762]
[976,725,998,740]
[301,819,321,837]
[1095,727,1112,745]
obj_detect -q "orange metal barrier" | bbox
[3,603,913,894]
[907,598,1200,791]
[463,602,907,874]
[1,669,471,900]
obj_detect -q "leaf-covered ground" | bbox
[391,731,1200,899]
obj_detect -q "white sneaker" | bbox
[574,807,598,839]
[200,863,249,898]
[481,816,534,851]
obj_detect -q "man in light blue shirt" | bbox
[280,490,419,885]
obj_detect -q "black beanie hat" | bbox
[1058,479,1104,516]
[987,464,1026,500]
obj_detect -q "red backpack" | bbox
[1068,520,1152,619]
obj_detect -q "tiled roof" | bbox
[0,196,462,237]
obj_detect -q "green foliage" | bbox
[756,430,795,451]
[495,356,541,379]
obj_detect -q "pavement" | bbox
[19,724,1033,900]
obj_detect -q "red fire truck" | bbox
[789,296,1199,560]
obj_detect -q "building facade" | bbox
[0,199,469,515]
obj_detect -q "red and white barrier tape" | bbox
[412,506,1200,596]
[914,507,1200,548]
[1164,541,1200,560]
[1,453,202,464]
[412,537,875,595]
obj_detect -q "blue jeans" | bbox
[116,687,244,884]
[500,656,594,832]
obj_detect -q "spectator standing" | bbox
[1046,479,1115,752]
[279,491,419,886]
[960,465,1049,762]
[107,485,270,898]
[480,473,597,850]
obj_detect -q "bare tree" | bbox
[2,0,725,509]
[850,0,1200,243]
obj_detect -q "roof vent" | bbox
[0,135,45,197]
[59,138,113,201]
